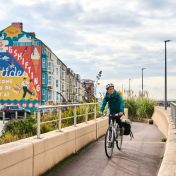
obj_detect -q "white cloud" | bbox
[0,0,176,100]
[97,76,176,100]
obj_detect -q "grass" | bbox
[124,97,156,121]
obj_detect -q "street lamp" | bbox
[142,68,146,97]
[164,40,171,110]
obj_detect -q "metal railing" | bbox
[36,103,103,139]
[0,111,27,124]
[170,102,176,128]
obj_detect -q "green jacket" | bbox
[100,90,124,114]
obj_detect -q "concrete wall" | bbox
[152,107,169,138]
[0,117,108,176]
[152,107,176,176]
[0,108,128,176]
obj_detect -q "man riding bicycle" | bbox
[100,83,124,135]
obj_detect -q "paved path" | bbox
[43,122,165,176]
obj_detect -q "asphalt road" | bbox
[43,122,165,176]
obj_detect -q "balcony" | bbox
[48,75,54,88]
[48,62,54,73]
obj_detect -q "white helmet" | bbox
[106,83,114,90]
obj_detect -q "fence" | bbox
[36,103,104,139]
[0,111,27,124]
[170,102,176,128]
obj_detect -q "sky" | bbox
[0,0,176,100]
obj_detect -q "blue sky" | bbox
[0,0,176,99]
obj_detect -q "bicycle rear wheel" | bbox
[116,130,123,150]
[105,127,114,158]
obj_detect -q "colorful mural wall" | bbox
[0,24,41,109]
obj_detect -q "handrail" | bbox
[38,103,98,109]
[36,102,101,139]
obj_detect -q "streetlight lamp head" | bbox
[142,67,147,70]
[165,40,171,42]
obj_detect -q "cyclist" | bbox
[100,83,124,135]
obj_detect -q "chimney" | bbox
[11,22,23,30]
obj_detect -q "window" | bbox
[56,93,59,101]
[42,73,46,84]
[48,76,53,86]
[42,58,46,68]
[48,62,54,72]
[56,68,59,75]
[56,80,59,87]
[42,89,46,100]
[48,90,52,100]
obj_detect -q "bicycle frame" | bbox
[105,114,123,158]
[109,117,119,140]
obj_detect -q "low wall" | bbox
[152,107,176,176]
[0,117,108,176]
[0,108,128,176]
[152,107,169,138]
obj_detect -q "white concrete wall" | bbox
[152,107,169,137]
[0,108,128,176]
[0,117,108,176]
[0,142,33,176]
[152,107,176,176]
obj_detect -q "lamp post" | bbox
[164,40,171,110]
[142,68,146,97]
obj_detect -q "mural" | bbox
[0,24,41,110]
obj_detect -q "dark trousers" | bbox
[23,87,33,98]
[109,114,123,128]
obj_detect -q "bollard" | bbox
[74,106,77,127]
[37,110,41,139]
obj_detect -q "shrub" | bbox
[136,98,156,119]
[0,104,101,144]
[124,98,138,120]
[2,117,36,137]
[124,97,156,120]
[0,132,19,144]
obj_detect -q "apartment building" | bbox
[0,22,83,109]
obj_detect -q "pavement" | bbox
[43,122,165,176]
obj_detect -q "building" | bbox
[0,22,83,110]
[82,79,95,102]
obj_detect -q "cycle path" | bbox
[43,122,165,176]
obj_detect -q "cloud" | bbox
[0,0,176,99]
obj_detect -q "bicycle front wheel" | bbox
[116,131,123,150]
[105,127,114,158]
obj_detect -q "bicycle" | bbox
[104,113,123,158]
